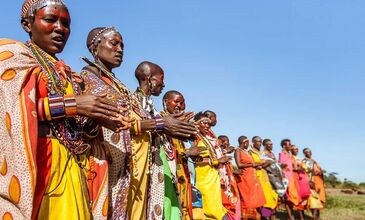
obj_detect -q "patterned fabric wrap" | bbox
[132,89,164,220]
[0,39,39,219]
[81,69,132,220]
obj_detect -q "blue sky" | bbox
[1,1,364,182]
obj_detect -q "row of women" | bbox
[0,0,325,220]
[232,137,326,220]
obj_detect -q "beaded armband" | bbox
[37,98,45,121]
[64,94,77,117]
[43,97,52,121]
[210,159,219,166]
[154,115,164,131]
[133,120,142,136]
[49,94,65,119]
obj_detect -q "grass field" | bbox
[275,189,365,220]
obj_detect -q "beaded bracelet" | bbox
[154,115,164,131]
[64,94,77,117]
[37,98,45,121]
[43,97,52,121]
[133,119,139,135]
[211,159,219,166]
[137,120,142,135]
[49,94,65,119]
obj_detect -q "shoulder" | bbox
[0,39,39,81]
[0,39,34,59]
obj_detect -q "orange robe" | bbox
[235,149,266,209]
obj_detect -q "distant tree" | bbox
[342,178,358,190]
[358,182,365,188]
[325,172,341,188]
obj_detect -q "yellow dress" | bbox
[195,139,227,220]
[127,111,151,220]
[37,79,91,219]
[250,149,278,210]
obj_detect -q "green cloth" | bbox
[160,150,181,220]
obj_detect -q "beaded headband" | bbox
[21,0,66,19]
[195,117,211,124]
[89,26,118,51]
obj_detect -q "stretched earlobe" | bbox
[21,18,31,34]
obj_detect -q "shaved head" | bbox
[135,61,163,83]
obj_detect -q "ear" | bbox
[21,18,32,34]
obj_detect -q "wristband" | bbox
[64,94,77,117]
[43,97,52,121]
[154,115,164,131]
[137,120,142,135]
[49,94,65,119]
[211,159,219,166]
[37,98,45,121]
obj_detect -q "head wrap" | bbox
[21,0,66,19]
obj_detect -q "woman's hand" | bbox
[163,113,197,138]
[218,155,232,164]
[76,94,131,132]
[114,115,136,132]
[76,93,121,120]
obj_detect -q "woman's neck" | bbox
[95,59,113,73]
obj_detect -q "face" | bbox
[197,120,210,135]
[209,114,217,127]
[23,5,71,56]
[304,149,312,158]
[220,138,229,149]
[96,32,124,69]
[283,141,292,151]
[165,94,185,114]
[240,140,249,149]
[150,72,165,96]
[291,147,298,156]
[253,138,262,149]
[264,141,273,151]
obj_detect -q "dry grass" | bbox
[275,189,365,220]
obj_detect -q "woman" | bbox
[80,27,197,219]
[278,139,300,220]
[249,136,278,220]
[0,1,126,219]
[235,136,266,220]
[192,112,228,220]
[291,145,311,220]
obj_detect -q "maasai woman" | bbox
[235,136,265,220]
[291,146,311,220]
[278,139,300,220]
[217,135,241,220]
[303,148,326,214]
[192,112,228,220]
[262,139,287,198]
[0,1,126,219]
[80,27,196,220]
[249,136,278,220]
[160,90,203,220]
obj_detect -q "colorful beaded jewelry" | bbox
[37,98,45,121]
[43,97,52,121]
[49,94,65,119]
[154,115,164,131]
[64,94,77,117]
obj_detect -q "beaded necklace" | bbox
[27,41,87,155]
[196,133,218,160]
[82,57,144,117]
